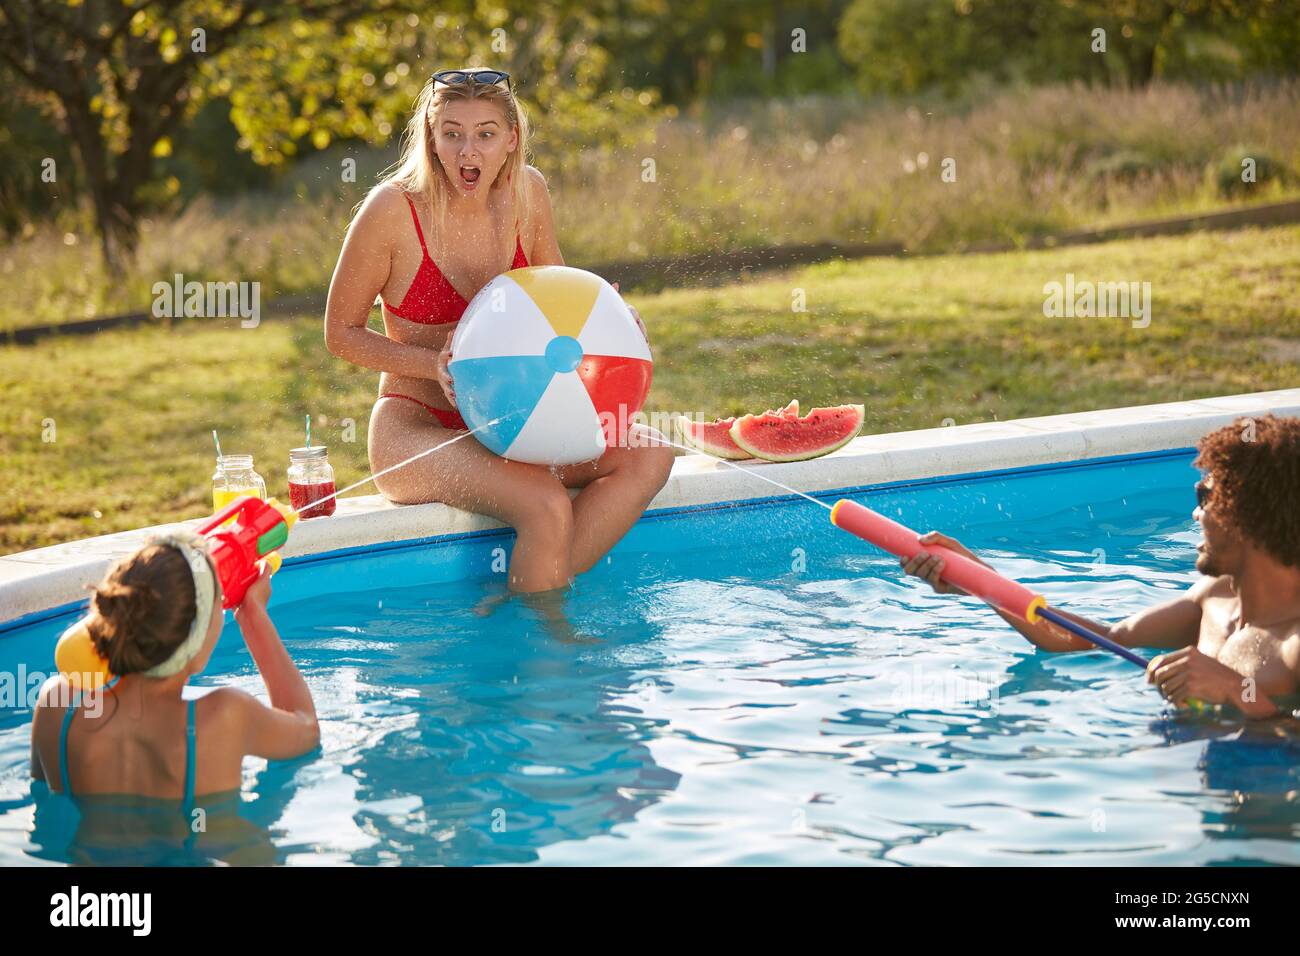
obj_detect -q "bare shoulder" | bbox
[368,180,410,212]
[33,674,73,718]
[351,182,408,237]
[198,686,262,726]
[31,675,79,752]
[524,164,550,201]
[522,164,559,251]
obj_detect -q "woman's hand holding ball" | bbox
[435,343,458,408]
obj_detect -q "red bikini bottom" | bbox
[379,393,467,431]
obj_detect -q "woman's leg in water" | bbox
[524,427,673,641]
[553,424,675,574]
[368,398,575,592]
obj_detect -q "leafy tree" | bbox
[0,1,399,268]
[216,3,660,171]
[837,0,1300,97]
[0,0,659,269]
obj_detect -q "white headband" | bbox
[141,531,219,678]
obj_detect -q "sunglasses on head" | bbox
[431,69,512,92]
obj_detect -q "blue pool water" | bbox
[2,450,1299,866]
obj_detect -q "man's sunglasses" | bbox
[1195,481,1211,508]
[431,69,512,92]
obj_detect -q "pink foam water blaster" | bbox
[830,499,1046,622]
[828,499,1181,684]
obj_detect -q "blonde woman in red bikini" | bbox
[325,69,674,594]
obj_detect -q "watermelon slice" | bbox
[675,401,799,460]
[675,414,752,459]
[729,404,865,462]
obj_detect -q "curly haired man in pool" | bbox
[903,415,1300,719]
[324,68,673,595]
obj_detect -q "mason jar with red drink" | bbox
[287,445,336,519]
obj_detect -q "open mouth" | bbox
[459,165,481,187]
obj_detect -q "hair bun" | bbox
[95,580,159,621]
[88,581,160,657]
[83,542,199,675]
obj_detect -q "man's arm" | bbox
[992,587,1203,654]
[904,532,1205,653]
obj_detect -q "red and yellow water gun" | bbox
[56,496,297,688]
[197,496,297,608]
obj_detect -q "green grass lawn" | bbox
[2,223,1298,554]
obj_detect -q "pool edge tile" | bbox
[3,387,1298,629]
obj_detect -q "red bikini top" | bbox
[383,194,529,325]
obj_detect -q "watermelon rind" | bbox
[729,404,865,462]
[673,414,754,460]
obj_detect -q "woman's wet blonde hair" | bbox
[376,71,532,243]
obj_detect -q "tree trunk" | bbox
[94,190,140,275]
[1134,42,1159,86]
[63,94,141,271]
[1134,0,1177,87]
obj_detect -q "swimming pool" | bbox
[3,447,1298,866]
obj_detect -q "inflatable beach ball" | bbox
[449,266,653,465]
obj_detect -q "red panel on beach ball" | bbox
[577,354,653,445]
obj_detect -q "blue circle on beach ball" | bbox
[545,335,584,373]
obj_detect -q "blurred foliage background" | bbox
[2,0,1297,270]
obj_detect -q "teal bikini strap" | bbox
[181,698,200,854]
[57,690,84,797]
[183,698,196,813]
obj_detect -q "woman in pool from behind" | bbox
[324,68,674,594]
[31,535,320,810]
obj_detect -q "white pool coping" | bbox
[3,388,1298,628]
